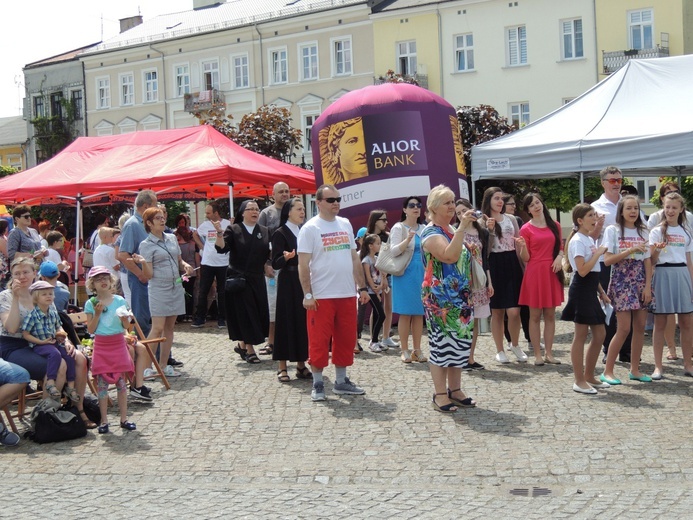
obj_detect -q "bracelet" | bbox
[358,287,368,292]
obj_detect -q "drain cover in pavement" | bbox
[509,487,552,497]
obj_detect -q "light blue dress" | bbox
[392,227,425,316]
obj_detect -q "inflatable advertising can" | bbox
[311,83,468,226]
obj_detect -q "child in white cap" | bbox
[21,280,79,402]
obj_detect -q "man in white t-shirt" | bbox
[591,165,631,361]
[192,201,230,328]
[298,184,370,401]
[257,182,291,355]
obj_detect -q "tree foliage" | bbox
[30,98,77,162]
[200,105,302,162]
[650,176,693,208]
[0,165,18,178]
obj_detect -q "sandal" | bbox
[295,366,312,380]
[46,384,62,401]
[98,423,110,434]
[447,388,476,408]
[245,353,261,364]
[411,350,428,363]
[65,387,81,403]
[667,354,679,361]
[234,344,247,361]
[277,369,291,383]
[432,393,457,413]
[401,350,412,363]
[79,412,98,429]
[120,420,137,431]
[259,344,274,355]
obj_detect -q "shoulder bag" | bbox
[375,227,415,277]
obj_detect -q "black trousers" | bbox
[194,265,227,322]
[599,262,632,357]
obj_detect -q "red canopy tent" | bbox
[0,125,315,204]
[0,126,315,299]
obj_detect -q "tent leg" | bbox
[471,178,476,208]
[228,184,234,219]
[73,196,81,305]
[579,173,584,203]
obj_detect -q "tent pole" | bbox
[228,183,234,219]
[579,173,584,203]
[471,178,476,207]
[74,195,81,305]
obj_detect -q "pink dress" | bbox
[518,222,564,308]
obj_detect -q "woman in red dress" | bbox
[518,193,565,365]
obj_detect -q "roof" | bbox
[373,0,449,13]
[24,43,101,70]
[89,0,367,53]
[0,116,27,147]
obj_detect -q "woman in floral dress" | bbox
[421,185,476,413]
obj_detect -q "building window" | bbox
[233,55,249,89]
[70,90,83,119]
[299,43,318,81]
[562,19,583,59]
[455,34,474,71]
[50,92,63,119]
[33,96,45,118]
[120,73,134,106]
[303,113,318,152]
[397,41,417,75]
[175,65,190,97]
[202,60,220,90]
[270,48,288,84]
[144,70,158,103]
[636,179,657,204]
[507,26,527,66]
[332,38,352,76]
[97,77,110,109]
[7,155,21,170]
[629,9,653,49]
[509,103,530,127]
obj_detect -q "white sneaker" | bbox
[510,345,528,362]
[506,342,513,351]
[163,365,181,377]
[381,337,399,348]
[143,368,157,381]
[495,351,510,364]
[369,342,386,352]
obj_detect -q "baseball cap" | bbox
[29,280,54,293]
[356,227,367,239]
[87,266,112,279]
[38,261,59,278]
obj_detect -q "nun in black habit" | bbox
[214,199,271,363]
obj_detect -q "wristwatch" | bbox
[358,288,368,293]
[304,293,313,300]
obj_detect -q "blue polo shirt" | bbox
[119,212,148,262]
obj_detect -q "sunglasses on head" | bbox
[407,202,422,209]
[322,197,342,203]
[605,178,623,185]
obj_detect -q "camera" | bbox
[472,210,483,219]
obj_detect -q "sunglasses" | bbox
[407,202,422,209]
[20,214,32,219]
[322,197,342,203]
[378,217,388,222]
[604,178,623,185]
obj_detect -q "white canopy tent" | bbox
[471,55,693,204]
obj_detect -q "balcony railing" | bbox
[603,47,669,74]
[375,73,428,90]
[184,89,226,114]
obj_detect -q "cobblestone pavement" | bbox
[2,304,692,519]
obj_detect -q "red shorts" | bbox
[306,297,357,369]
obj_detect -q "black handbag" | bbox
[225,275,246,292]
[82,394,102,425]
[27,399,87,444]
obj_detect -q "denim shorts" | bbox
[0,358,31,385]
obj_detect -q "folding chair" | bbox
[132,317,170,390]
[2,406,19,434]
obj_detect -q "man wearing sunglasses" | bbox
[592,166,631,362]
[297,184,370,401]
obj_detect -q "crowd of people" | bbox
[2,167,693,446]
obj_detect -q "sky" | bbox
[0,0,193,118]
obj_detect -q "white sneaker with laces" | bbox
[163,365,181,377]
[510,345,528,362]
[369,342,386,352]
[143,368,157,381]
[495,351,510,364]
[381,337,399,348]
